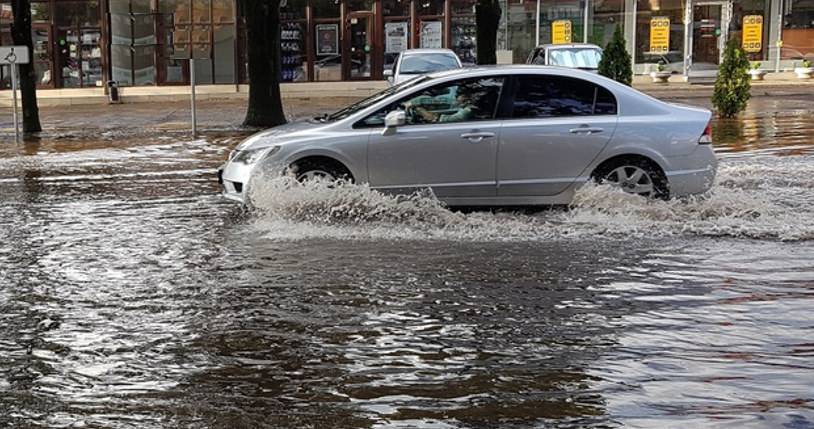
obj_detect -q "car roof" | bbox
[400,48,458,55]
[535,43,602,50]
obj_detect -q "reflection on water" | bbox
[1,107,813,428]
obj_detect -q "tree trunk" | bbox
[475,0,501,65]
[10,0,42,134]
[240,0,287,128]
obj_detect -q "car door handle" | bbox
[460,131,495,142]
[569,126,604,135]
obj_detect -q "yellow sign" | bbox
[552,20,572,44]
[742,15,763,52]
[649,17,670,53]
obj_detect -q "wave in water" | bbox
[246,156,814,242]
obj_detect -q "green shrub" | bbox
[711,38,751,118]
[803,59,812,68]
[598,24,632,86]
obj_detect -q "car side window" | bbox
[510,76,618,118]
[356,77,504,128]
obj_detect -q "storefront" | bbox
[498,0,814,77]
[1,0,813,90]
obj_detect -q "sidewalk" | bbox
[2,72,813,139]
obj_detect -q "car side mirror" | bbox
[383,69,393,77]
[381,110,405,136]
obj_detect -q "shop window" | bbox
[109,0,129,13]
[133,44,156,85]
[281,22,305,82]
[348,0,374,12]
[31,2,50,21]
[735,0,770,61]
[634,0,682,72]
[213,0,234,23]
[312,0,340,19]
[131,0,150,13]
[193,0,212,23]
[783,0,814,60]
[383,0,409,17]
[419,0,444,17]
[315,22,341,81]
[214,25,236,82]
[56,1,100,27]
[452,0,476,65]
[280,0,305,19]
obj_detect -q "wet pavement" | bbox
[1,86,813,428]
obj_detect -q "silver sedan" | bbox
[219,66,717,207]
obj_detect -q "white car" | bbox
[384,49,463,86]
[526,43,604,72]
[219,66,717,207]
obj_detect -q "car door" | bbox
[361,76,505,198]
[497,74,618,197]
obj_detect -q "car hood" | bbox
[236,121,328,151]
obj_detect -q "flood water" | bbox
[1,96,813,428]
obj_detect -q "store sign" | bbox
[385,22,408,53]
[552,20,572,44]
[316,24,339,55]
[649,17,670,53]
[742,15,763,52]
[420,21,442,49]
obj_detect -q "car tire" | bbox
[591,157,669,199]
[291,159,353,183]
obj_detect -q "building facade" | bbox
[1,0,813,90]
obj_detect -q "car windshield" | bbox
[548,48,603,69]
[320,75,431,122]
[400,53,460,74]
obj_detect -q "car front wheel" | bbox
[592,157,669,199]
[291,159,353,184]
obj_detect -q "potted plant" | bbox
[795,59,813,79]
[748,61,767,80]
[650,62,671,83]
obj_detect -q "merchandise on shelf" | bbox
[280,22,305,82]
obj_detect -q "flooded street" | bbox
[1,95,813,428]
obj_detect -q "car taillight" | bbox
[698,123,712,144]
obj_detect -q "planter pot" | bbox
[650,71,671,83]
[748,69,767,81]
[794,67,814,79]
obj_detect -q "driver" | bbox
[404,84,478,123]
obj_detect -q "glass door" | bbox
[346,13,373,79]
[691,3,729,72]
[33,24,54,88]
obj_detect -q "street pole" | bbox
[535,0,541,46]
[190,59,197,138]
[11,63,20,143]
[775,0,783,73]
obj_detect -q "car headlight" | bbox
[231,145,280,165]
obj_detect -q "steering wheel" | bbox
[401,102,419,122]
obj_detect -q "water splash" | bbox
[247,156,814,242]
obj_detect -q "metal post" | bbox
[190,59,197,137]
[584,0,590,43]
[535,0,541,47]
[11,63,20,143]
[775,0,783,73]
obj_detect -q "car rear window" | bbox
[509,76,617,118]
[400,54,460,74]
